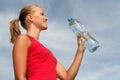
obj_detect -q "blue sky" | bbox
[0,0,120,80]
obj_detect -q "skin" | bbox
[13,6,85,80]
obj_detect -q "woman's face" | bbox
[30,7,48,30]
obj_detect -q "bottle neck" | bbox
[69,19,80,26]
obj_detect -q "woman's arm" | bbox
[56,34,85,80]
[12,35,30,80]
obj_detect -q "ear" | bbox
[26,14,33,22]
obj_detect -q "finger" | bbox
[77,33,82,45]
[77,33,81,40]
[77,33,81,37]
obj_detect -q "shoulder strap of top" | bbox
[25,34,34,41]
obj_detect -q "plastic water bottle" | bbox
[67,18,100,53]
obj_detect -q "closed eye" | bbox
[40,13,44,16]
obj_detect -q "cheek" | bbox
[37,17,43,23]
[35,18,43,25]
[37,21,47,30]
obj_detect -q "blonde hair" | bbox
[9,4,39,44]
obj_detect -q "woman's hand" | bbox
[77,33,85,53]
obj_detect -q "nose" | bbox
[44,16,48,21]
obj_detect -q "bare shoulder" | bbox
[14,34,31,47]
[17,34,29,40]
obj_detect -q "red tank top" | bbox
[26,35,57,80]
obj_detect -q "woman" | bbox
[9,4,85,80]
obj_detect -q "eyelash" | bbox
[41,13,44,16]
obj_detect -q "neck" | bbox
[26,26,41,40]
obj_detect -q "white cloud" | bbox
[82,65,120,80]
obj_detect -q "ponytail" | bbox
[9,4,40,44]
[9,18,21,44]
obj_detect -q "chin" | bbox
[43,26,48,30]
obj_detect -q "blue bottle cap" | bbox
[67,17,73,22]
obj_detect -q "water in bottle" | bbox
[67,17,100,53]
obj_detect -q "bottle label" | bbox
[82,31,90,41]
[81,31,98,43]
